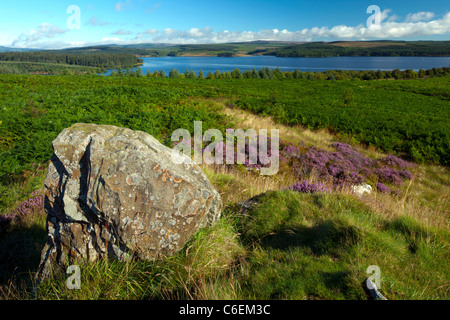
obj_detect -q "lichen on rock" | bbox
[37,123,222,280]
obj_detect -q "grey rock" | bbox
[37,123,221,280]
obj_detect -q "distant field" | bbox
[330,41,408,48]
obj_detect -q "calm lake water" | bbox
[105,56,450,76]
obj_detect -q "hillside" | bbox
[0,74,448,300]
[2,40,448,58]
[263,41,450,57]
[67,41,450,57]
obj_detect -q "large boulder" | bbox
[37,123,221,280]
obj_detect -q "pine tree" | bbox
[251,68,260,79]
[136,66,143,77]
[418,69,425,78]
[169,69,180,78]
[188,70,196,79]
[231,68,243,79]
[259,68,269,79]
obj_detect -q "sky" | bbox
[0,0,449,49]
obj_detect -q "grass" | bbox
[2,115,448,301]
[9,187,444,300]
[235,191,449,300]
[34,215,245,300]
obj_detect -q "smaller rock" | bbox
[353,183,373,195]
[363,278,388,300]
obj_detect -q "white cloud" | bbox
[115,0,131,12]
[144,29,159,35]
[135,29,160,41]
[86,17,111,27]
[12,23,68,47]
[112,29,133,35]
[7,9,450,49]
[405,11,435,22]
[138,11,450,43]
[145,3,161,13]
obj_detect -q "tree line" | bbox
[0,52,142,69]
[0,61,105,75]
[110,66,450,80]
[263,41,450,57]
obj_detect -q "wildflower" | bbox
[376,182,391,194]
[285,180,328,193]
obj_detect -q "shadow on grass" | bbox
[0,216,47,298]
[244,219,362,257]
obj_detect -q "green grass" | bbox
[1,75,448,188]
[234,191,448,300]
[0,73,448,300]
[7,190,446,300]
[34,215,244,300]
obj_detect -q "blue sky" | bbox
[0,0,449,48]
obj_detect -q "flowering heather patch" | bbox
[380,154,415,170]
[213,134,276,171]
[13,191,45,217]
[280,141,414,192]
[376,182,391,194]
[375,166,403,186]
[285,180,328,193]
[0,191,45,233]
[281,140,304,158]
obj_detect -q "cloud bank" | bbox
[134,11,450,44]
[8,10,450,49]
[12,23,68,47]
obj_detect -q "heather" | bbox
[191,132,415,195]
[0,191,44,235]
[285,180,329,193]
[279,140,416,194]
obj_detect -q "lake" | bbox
[105,56,450,76]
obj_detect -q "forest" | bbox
[263,41,450,57]
[0,52,142,69]
[0,61,105,75]
[114,66,450,81]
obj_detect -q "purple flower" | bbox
[376,182,391,194]
[398,170,413,180]
[376,166,403,186]
[285,180,328,193]
[380,154,415,170]
[280,139,414,189]
[14,193,45,217]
